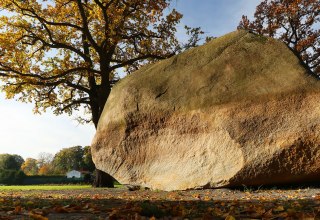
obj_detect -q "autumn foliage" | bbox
[238,0,320,76]
[0,0,189,127]
[21,158,39,175]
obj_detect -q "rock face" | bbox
[91,30,320,191]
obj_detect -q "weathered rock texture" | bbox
[91,30,320,191]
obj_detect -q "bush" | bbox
[0,169,26,185]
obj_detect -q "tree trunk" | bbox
[90,74,114,188]
[93,169,114,187]
[91,113,115,187]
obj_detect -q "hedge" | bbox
[22,175,86,185]
[0,170,92,185]
[0,169,26,185]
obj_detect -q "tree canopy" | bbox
[37,152,54,175]
[0,0,200,127]
[238,0,320,76]
[51,146,95,174]
[52,146,84,174]
[0,154,24,170]
[21,158,38,175]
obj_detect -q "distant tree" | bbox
[21,158,38,175]
[37,152,54,175]
[38,164,52,175]
[12,154,24,168]
[0,154,24,170]
[0,0,204,188]
[238,0,320,76]
[83,146,95,172]
[37,152,54,168]
[52,146,84,174]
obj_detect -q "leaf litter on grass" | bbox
[0,187,320,219]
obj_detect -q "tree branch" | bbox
[76,0,100,51]
[110,54,167,71]
[61,98,90,112]
[65,81,90,94]
[0,64,98,81]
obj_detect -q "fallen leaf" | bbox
[225,215,236,220]
[273,205,285,212]
[14,205,22,214]
[28,212,48,220]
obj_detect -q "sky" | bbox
[0,0,261,159]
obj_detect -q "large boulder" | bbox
[91,30,320,191]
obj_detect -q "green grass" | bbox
[0,185,93,191]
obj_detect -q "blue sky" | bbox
[0,0,261,159]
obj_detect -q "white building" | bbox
[66,170,81,178]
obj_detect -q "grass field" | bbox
[0,185,93,191]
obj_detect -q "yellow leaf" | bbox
[225,215,236,220]
[26,201,34,206]
[273,205,285,212]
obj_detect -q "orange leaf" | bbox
[28,213,48,220]
[14,206,22,214]
[54,206,69,213]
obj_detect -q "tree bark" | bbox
[93,169,114,187]
[91,111,115,188]
[90,70,115,188]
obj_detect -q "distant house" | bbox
[66,170,81,178]
[66,170,92,179]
